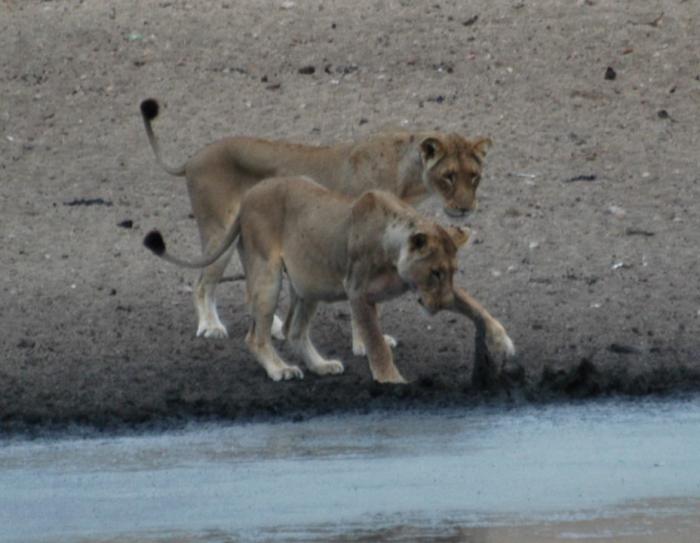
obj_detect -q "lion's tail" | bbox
[144,215,241,269]
[140,98,187,177]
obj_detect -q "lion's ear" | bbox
[420,137,446,168]
[471,137,493,159]
[446,226,471,249]
[409,232,428,252]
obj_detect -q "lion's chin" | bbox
[443,206,472,219]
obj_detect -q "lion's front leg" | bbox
[350,305,398,356]
[349,298,406,384]
[449,286,515,365]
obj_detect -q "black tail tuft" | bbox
[143,230,166,255]
[140,98,160,121]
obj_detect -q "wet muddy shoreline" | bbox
[4,353,700,437]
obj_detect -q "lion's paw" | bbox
[197,323,229,339]
[373,369,407,384]
[486,323,516,362]
[352,342,366,356]
[268,365,304,382]
[312,359,345,376]
[383,334,398,348]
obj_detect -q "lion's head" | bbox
[397,224,471,314]
[420,134,492,219]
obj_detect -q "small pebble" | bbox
[605,66,617,80]
[608,205,626,219]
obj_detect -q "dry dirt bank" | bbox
[1,1,699,432]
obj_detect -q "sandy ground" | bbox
[1,0,699,431]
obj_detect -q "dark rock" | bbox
[605,66,617,80]
[63,198,113,207]
[117,219,133,229]
[427,95,445,104]
[608,343,641,355]
[462,15,479,26]
[298,65,315,75]
[17,339,36,349]
[564,174,597,183]
[336,64,358,75]
[625,228,655,237]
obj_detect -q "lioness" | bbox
[144,176,515,383]
[140,98,492,349]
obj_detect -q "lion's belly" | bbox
[285,266,347,302]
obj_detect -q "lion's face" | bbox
[398,225,470,314]
[420,135,492,219]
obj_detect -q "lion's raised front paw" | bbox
[486,323,516,361]
[268,364,304,382]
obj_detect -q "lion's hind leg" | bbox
[244,256,303,381]
[194,244,234,338]
[287,297,344,376]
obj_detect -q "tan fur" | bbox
[141,99,492,342]
[147,177,515,383]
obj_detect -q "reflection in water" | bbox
[1,396,700,542]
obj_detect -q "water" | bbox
[2,397,700,542]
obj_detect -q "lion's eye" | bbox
[431,269,444,282]
[472,175,481,187]
[443,173,455,187]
